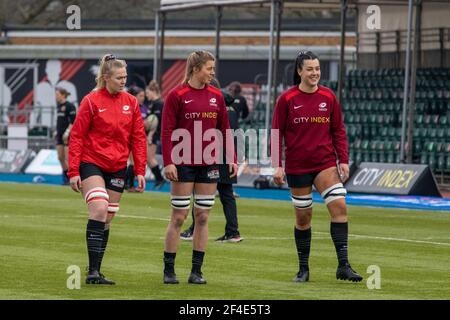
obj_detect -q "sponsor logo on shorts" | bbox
[110,178,125,188]
[207,169,220,180]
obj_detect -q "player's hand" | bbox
[164,164,178,182]
[273,167,285,185]
[229,163,238,178]
[135,175,146,192]
[339,163,350,182]
[69,175,81,192]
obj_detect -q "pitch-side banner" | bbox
[345,162,441,197]
[24,149,62,175]
[0,149,35,173]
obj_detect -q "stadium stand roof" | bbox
[159,0,450,12]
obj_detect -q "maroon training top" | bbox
[161,83,234,167]
[271,85,348,175]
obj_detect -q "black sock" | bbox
[330,222,349,267]
[98,228,110,272]
[191,250,205,274]
[151,165,163,181]
[86,219,105,272]
[294,227,311,271]
[164,252,176,274]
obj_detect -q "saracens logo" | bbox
[122,105,131,114]
[319,102,327,111]
[209,97,218,107]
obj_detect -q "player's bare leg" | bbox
[163,182,194,284]
[291,186,313,283]
[314,167,362,282]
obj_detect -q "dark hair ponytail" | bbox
[293,50,319,85]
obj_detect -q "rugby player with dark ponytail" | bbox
[272,51,362,283]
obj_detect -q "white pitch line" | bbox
[72,214,450,247]
[315,231,450,247]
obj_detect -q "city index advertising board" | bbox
[345,162,441,197]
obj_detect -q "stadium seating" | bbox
[341,67,450,173]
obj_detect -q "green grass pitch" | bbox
[1,183,450,300]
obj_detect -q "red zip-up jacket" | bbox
[68,88,147,178]
[271,85,348,175]
[161,83,235,167]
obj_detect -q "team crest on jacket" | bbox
[319,102,327,111]
[122,105,131,114]
[209,98,218,107]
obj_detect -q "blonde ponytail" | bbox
[95,54,127,90]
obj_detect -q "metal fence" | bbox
[0,105,56,152]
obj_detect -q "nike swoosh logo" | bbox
[99,109,106,112]
[294,105,303,109]
[185,100,194,104]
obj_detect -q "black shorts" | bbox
[79,162,127,193]
[151,135,160,145]
[176,165,220,183]
[286,172,320,188]
[55,133,67,146]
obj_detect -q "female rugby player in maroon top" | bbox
[68,54,147,285]
[272,51,362,283]
[161,51,237,285]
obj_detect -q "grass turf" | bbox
[1,182,449,300]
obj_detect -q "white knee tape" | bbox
[171,195,191,210]
[291,193,313,210]
[85,187,109,204]
[194,194,215,210]
[108,203,119,215]
[321,183,347,205]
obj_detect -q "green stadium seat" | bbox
[446,156,450,173]
[428,128,437,140]
[436,128,445,141]
[415,114,424,126]
[415,102,426,114]
[439,115,448,127]
[420,152,428,165]
[437,154,446,171]
[431,115,440,126]
[386,127,394,139]
[355,151,362,166]
[419,127,428,141]
[413,140,422,156]
[386,151,395,163]
[428,153,437,171]
[380,127,389,138]
[446,128,450,140]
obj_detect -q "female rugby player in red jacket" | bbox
[161,51,237,285]
[68,54,147,285]
[272,51,362,283]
